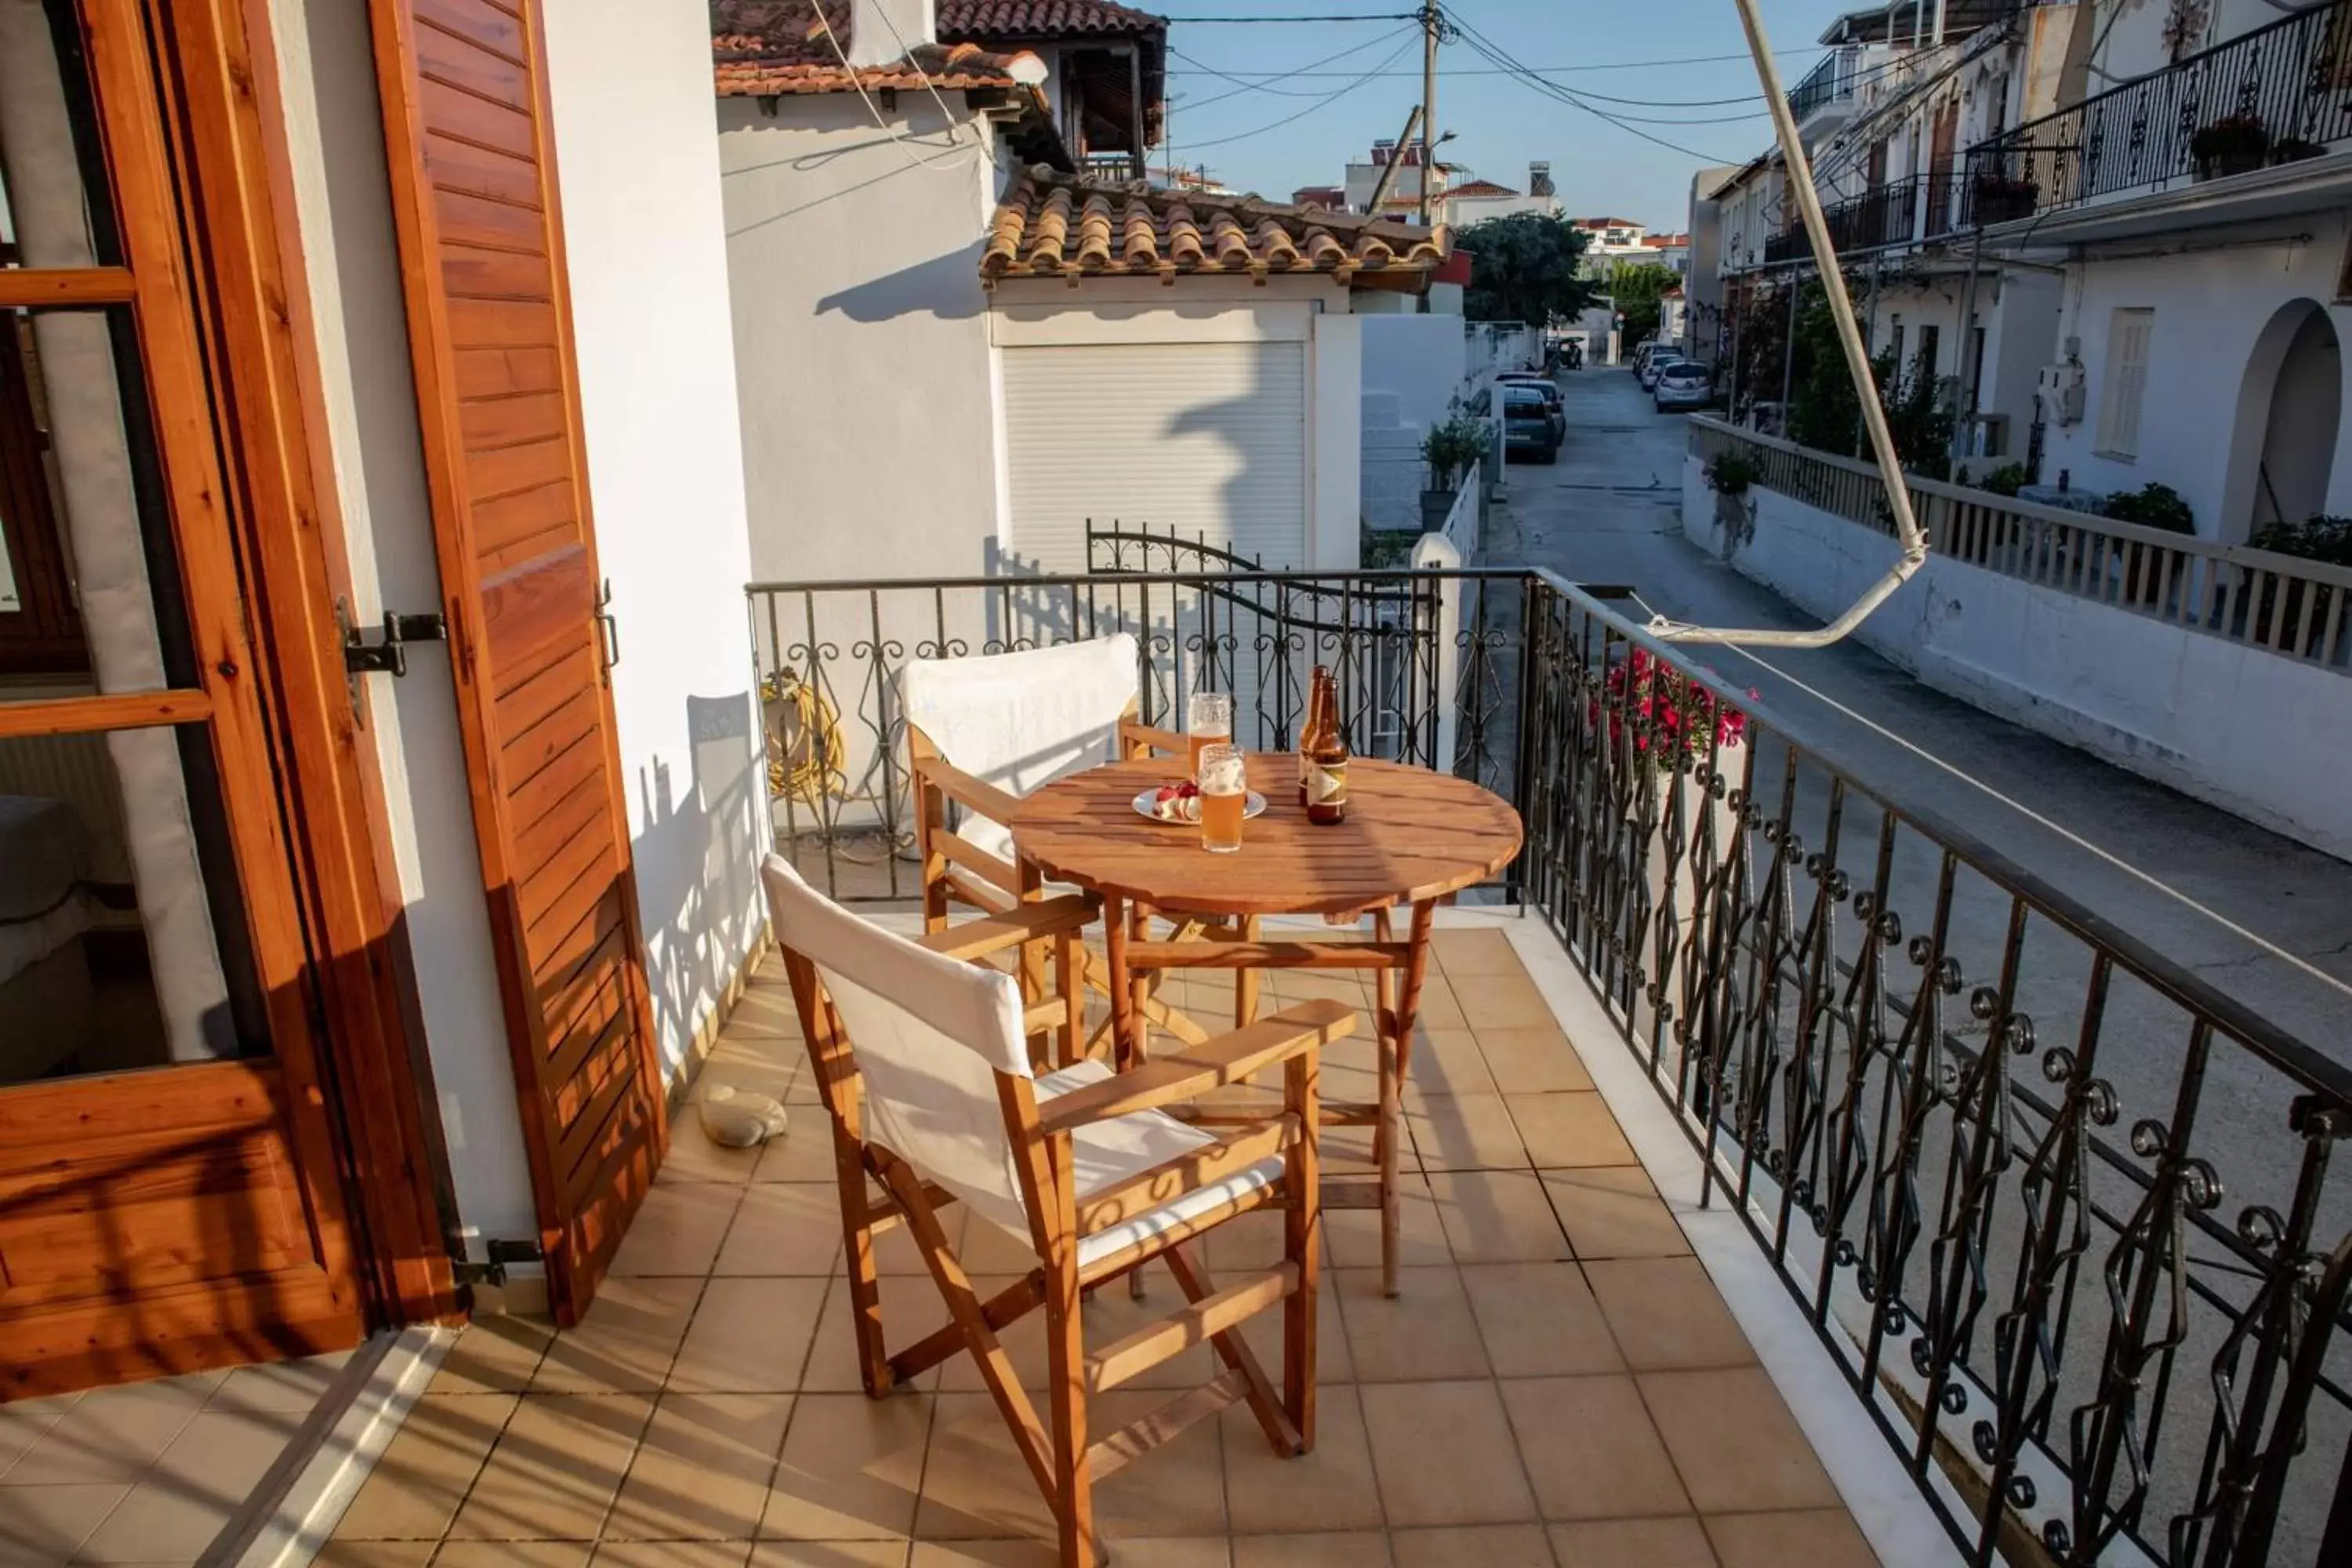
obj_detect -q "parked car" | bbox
[1496,372,1566,440]
[1501,383,1561,463]
[1638,350,1688,391]
[1653,361,1714,412]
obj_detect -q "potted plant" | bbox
[1973,460,2030,497]
[2101,481,2196,605]
[2190,113,2269,180]
[1970,171,2040,224]
[1702,448,1758,557]
[1420,408,1490,532]
[2270,134,2325,166]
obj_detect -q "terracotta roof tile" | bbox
[938,1,1166,37]
[1446,178,1520,198]
[983,167,1450,286]
[710,0,848,68]
[714,37,1044,96]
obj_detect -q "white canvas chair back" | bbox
[763,855,1038,1242]
[898,633,1140,862]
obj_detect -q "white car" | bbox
[1637,351,1688,391]
[1653,361,1713,412]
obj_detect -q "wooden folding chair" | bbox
[764,853,1345,1568]
[899,634,1265,1051]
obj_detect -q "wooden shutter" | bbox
[368,0,665,1324]
[2100,308,2153,458]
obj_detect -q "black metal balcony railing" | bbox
[1788,45,1863,123]
[746,533,2352,1565]
[1967,0,2352,223]
[1759,172,1973,265]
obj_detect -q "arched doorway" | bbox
[2224,300,2341,542]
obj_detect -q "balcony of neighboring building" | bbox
[1965,0,2352,243]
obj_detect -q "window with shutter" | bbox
[2098,308,2153,459]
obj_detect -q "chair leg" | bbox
[834,1133,892,1399]
[1285,1045,1323,1450]
[1236,913,1261,1029]
[1044,1265,1097,1566]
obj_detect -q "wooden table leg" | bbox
[1102,891,1137,1073]
[1376,902,1437,1296]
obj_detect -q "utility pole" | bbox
[1417,2,1439,227]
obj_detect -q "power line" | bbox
[1171,28,1417,108]
[1165,47,1820,78]
[1157,11,1419,20]
[1446,13,1739,163]
[1176,34,1422,151]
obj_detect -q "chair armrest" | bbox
[1038,999,1356,1134]
[913,753,1024,828]
[916,894,1098,963]
[1118,718,1192,760]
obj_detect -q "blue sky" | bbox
[1157,0,1864,231]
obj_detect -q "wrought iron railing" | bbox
[1965,0,2352,222]
[1790,45,1864,123]
[1690,416,2352,668]
[742,543,2352,1561]
[1079,149,1144,183]
[1759,172,1970,266]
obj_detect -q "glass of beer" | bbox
[1197,743,1247,854]
[1189,692,1233,777]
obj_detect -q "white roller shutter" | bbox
[1002,341,1308,572]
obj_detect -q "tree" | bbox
[1602,261,1678,346]
[1458,213,1598,328]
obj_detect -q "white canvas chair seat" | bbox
[764,852,1345,1568]
[1036,1061,1284,1269]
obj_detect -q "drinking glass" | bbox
[1188,692,1233,777]
[1196,742,1246,854]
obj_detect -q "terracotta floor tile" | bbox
[1359,1379,1537,1527]
[800,1272,956,1394]
[79,1409,299,1562]
[663,1109,766,1184]
[1639,1370,1841,1515]
[908,1394,1057,1541]
[446,1392,654,1541]
[208,1349,352,1413]
[1427,1170,1571,1264]
[434,1544,592,1567]
[605,1392,793,1540]
[3,1375,211,1485]
[1334,1267,1490,1382]
[937,1276,1051,1394]
[1084,1385,1231,1539]
[0,1482,129,1561]
[1703,1509,1878,1568]
[1508,1094,1636,1169]
[432,1316,557,1395]
[1235,1269,1351,1384]
[1409,981,1467,1032]
[903,1543,1221,1568]
[1328,1174,1453,1269]
[0,1393,77,1478]
[532,1278,703,1395]
[723,984,805,1042]
[1432,927,1522,978]
[1541,1169,1690,1261]
[1230,1533,1387,1568]
[1406,1094,1530,1172]
[1454,971,1555,1032]
[612,1182,746,1277]
[718,1184,851,1276]
[310,1544,437,1567]
[1500,1375,1690,1522]
[1548,1515,1718,1567]
[1407,1029,1497,1098]
[669,1276,828,1395]
[1459,1264,1624,1378]
[332,1393,519,1541]
[1075,1272,1221,1391]
[752,1544,909,1566]
[763,1392,932,1541]
[1390,1523,1556,1567]
[591,1544,756,1567]
[753,1123,841,1183]
[1221,1384,1381,1534]
[1584,1258,1755,1371]
[1475,1029,1592,1094]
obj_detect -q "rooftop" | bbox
[983,168,1453,285]
[713,37,1046,96]
[938,0,1167,38]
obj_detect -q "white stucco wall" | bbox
[544,0,765,1081]
[717,94,1004,583]
[1683,456,2352,858]
[2038,216,2352,540]
[267,0,533,1254]
[1361,314,1471,532]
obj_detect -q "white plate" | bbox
[1133,788,1267,824]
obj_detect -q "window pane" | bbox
[0,307,195,691]
[0,723,271,1084]
[0,0,124,271]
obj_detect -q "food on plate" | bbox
[1150,780,1203,822]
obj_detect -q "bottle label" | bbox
[1308,760,1348,806]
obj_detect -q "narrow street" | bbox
[1482,365,2352,1063]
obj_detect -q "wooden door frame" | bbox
[129,0,461,1328]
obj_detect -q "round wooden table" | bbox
[1012,753,1523,1291]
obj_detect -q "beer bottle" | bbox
[1306,677,1349,826]
[1298,666,1331,807]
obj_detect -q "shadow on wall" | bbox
[630,691,764,1077]
[815,239,987,323]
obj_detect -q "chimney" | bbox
[847,0,936,68]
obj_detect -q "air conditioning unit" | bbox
[2036,361,2086,426]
